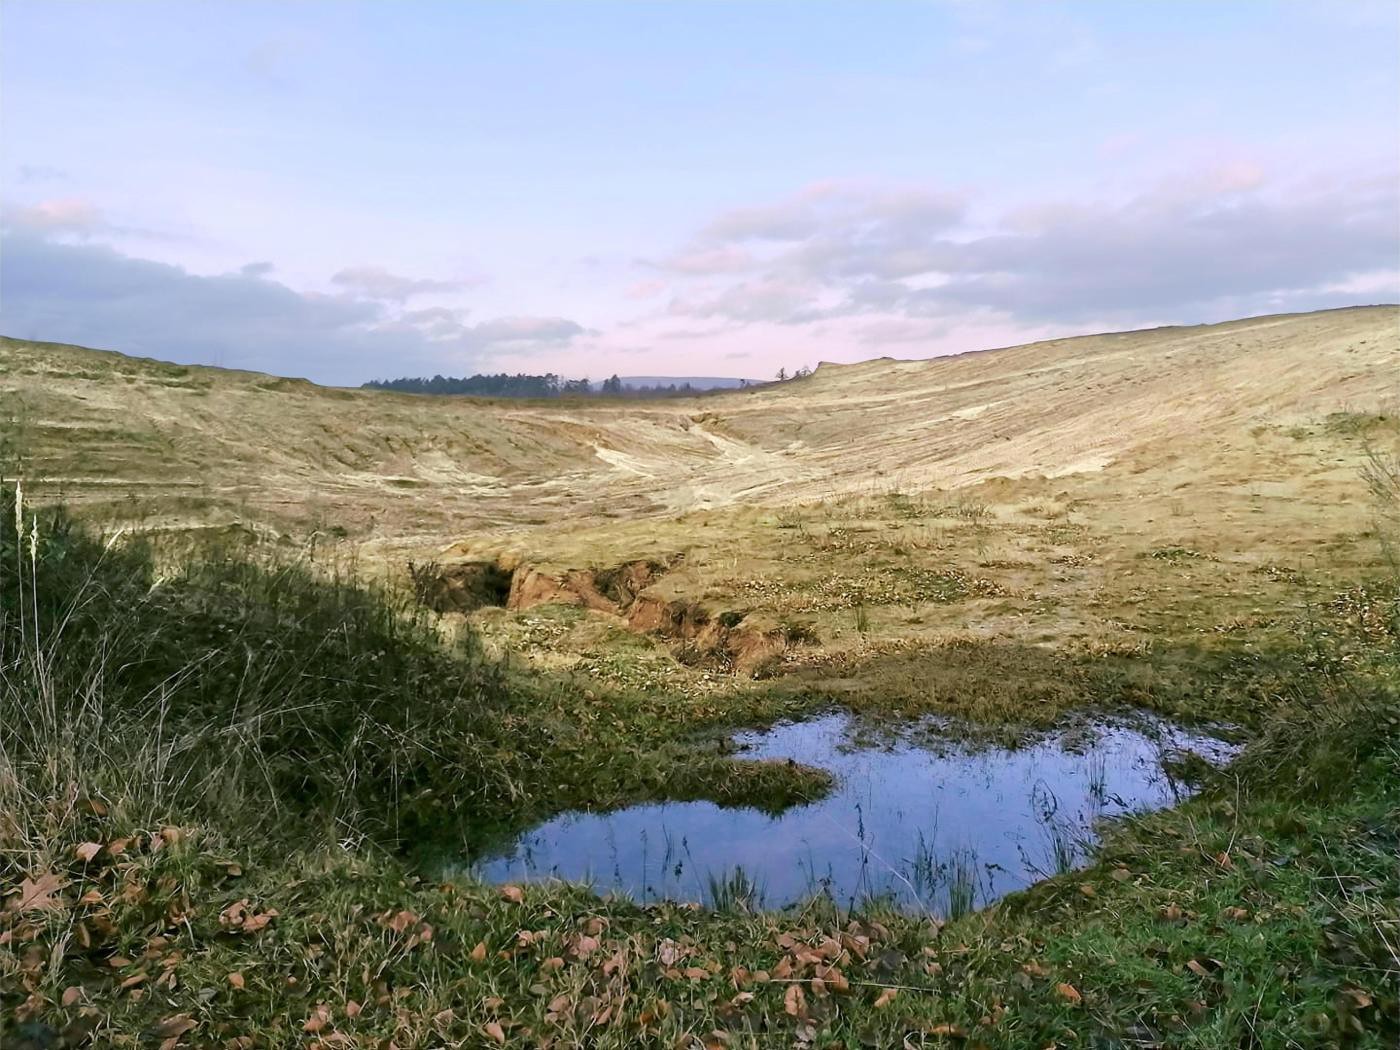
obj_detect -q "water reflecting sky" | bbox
[469,712,1237,914]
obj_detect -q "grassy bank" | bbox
[2,478,1398,1047]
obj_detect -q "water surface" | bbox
[469,712,1237,914]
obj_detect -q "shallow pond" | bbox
[467,712,1239,915]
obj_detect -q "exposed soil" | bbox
[418,554,794,676]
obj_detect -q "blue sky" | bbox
[2,1,1397,384]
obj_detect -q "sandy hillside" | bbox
[4,304,1399,690]
[3,306,1395,553]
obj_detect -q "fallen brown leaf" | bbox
[1343,987,1374,1009]
[240,909,277,934]
[9,873,65,913]
[572,934,600,959]
[784,983,806,1017]
[656,938,682,966]
[303,1005,331,1033]
[153,1013,197,1038]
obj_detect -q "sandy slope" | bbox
[2,306,1396,559]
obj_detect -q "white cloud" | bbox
[0,231,585,383]
[465,315,587,346]
[659,164,1400,328]
[8,198,108,234]
[330,265,474,302]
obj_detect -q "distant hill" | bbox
[619,376,754,390]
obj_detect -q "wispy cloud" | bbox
[330,265,478,302]
[7,198,108,235]
[15,164,68,184]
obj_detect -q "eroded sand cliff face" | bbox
[415,555,792,677]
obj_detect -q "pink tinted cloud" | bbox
[623,278,668,299]
[8,197,107,234]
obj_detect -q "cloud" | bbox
[661,165,1400,328]
[383,308,586,349]
[901,170,1399,322]
[3,198,197,244]
[240,261,276,277]
[330,265,473,302]
[699,182,964,256]
[657,246,754,275]
[669,278,820,324]
[851,317,954,345]
[465,316,586,345]
[623,279,667,300]
[399,305,468,339]
[701,198,824,243]
[0,231,584,384]
[16,165,68,184]
[8,198,108,235]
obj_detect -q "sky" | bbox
[1,1,1397,386]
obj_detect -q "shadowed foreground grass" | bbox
[2,485,1398,1048]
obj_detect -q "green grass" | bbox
[2,482,1399,1047]
[1325,410,1399,437]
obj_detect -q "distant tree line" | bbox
[363,365,816,399]
[362,373,755,399]
[774,366,813,382]
[363,373,562,397]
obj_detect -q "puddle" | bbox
[463,712,1240,915]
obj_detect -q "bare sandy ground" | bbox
[4,306,1395,561]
